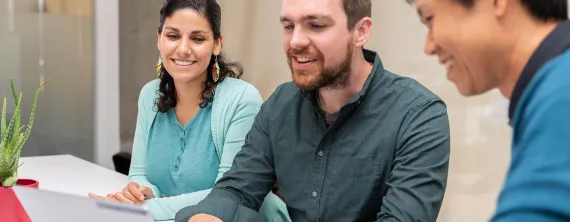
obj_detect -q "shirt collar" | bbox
[301,48,385,105]
[508,20,570,124]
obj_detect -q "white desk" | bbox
[18,154,127,197]
[17,154,175,222]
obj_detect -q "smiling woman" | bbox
[155,0,243,112]
[87,0,289,221]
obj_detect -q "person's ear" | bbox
[353,18,372,48]
[213,34,223,55]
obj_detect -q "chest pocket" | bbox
[323,157,382,219]
[328,156,380,178]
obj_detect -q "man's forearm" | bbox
[175,188,265,222]
[176,188,263,222]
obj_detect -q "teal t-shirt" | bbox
[146,107,218,197]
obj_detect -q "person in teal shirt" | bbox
[410,0,569,221]
[88,0,289,221]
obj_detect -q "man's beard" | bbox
[287,41,353,91]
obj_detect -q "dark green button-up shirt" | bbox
[176,49,450,222]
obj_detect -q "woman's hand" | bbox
[87,182,154,205]
[88,192,120,202]
[117,182,154,204]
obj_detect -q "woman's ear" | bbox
[156,31,161,51]
[213,34,223,56]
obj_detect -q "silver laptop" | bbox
[13,186,155,222]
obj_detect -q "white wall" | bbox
[94,0,120,169]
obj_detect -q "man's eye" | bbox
[311,24,326,29]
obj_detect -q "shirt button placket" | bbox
[310,144,327,221]
[177,135,184,170]
[180,137,184,151]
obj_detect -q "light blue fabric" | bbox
[146,107,218,198]
[128,78,290,221]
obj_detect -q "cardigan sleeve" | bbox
[215,84,263,181]
[127,81,162,198]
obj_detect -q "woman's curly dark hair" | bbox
[156,0,243,112]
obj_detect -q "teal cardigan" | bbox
[128,78,289,221]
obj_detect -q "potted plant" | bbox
[0,78,50,188]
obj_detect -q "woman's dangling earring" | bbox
[156,55,163,77]
[211,55,220,82]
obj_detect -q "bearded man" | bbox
[177,0,450,221]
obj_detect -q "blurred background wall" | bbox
[0,0,512,221]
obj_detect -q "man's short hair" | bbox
[406,0,567,21]
[343,0,372,30]
[519,0,567,21]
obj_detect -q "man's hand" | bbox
[188,213,223,222]
[117,182,154,204]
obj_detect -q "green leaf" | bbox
[18,78,50,150]
[12,92,22,144]
[0,144,6,172]
[8,80,21,150]
[1,94,20,158]
[10,78,18,106]
[7,154,18,171]
[2,175,17,187]
[1,98,6,149]
[7,128,24,159]
[13,132,25,163]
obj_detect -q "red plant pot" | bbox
[16,179,39,189]
[0,187,33,222]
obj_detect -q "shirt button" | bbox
[311,191,318,198]
[317,150,324,157]
[180,137,184,142]
[177,156,181,160]
[181,147,184,151]
[175,165,179,168]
